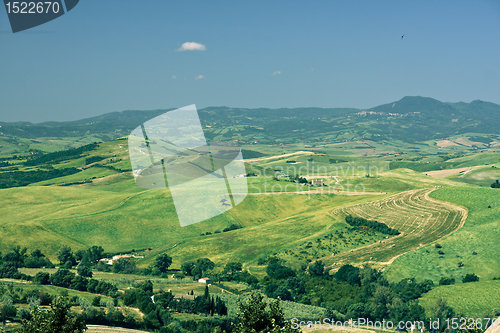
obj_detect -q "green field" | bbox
[0,279,115,304]
[451,166,500,187]
[2,128,500,324]
[419,280,500,317]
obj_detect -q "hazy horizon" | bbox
[1,1,499,123]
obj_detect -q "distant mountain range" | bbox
[1,96,500,145]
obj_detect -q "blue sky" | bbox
[1,0,499,122]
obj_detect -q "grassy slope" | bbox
[0,142,480,271]
[385,186,500,283]
[451,166,500,187]
[381,187,500,316]
[0,170,387,271]
[0,279,114,303]
[419,280,500,317]
[2,138,500,318]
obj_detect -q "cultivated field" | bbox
[321,189,466,270]
[425,167,471,178]
[385,186,500,283]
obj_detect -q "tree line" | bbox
[24,143,99,166]
[0,167,80,188]
[345,215,400,235]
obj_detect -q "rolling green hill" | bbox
[2,104,500,323]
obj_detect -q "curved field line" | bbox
[322,188,467,271]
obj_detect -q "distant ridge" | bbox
[1,96,499,145]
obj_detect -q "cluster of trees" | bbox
[272,174,309,184]
[97,257,139,275]
[439,273,479,285]
[18,298,86,333]
[24,143,98,166]
[181,258,215,280]
[329,158,348,164]
[331,263,433,322]
[34,268,118,296]
[439,277,455,285]
[289,175,309,184]
[100,164,130,172]
[2,247,53,270]
[0,247,53,279]
[345,215,400,235]
[223,224,243,232]
[233,293,295,333]
[58,244,159,278]
[58,245,106,269]
[462,273,479,283]
[55,245,174,278]
[1,283,232,333]
[84,155,105,165]
[255,257,460,331]
[122,281,228,329]
[200,224,244,236]
[491,180,500,188]
[179,258,259,285]
[0,167,80,188]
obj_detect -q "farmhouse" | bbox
[311,179,323,186]
[198,277,211,283]
[174,294,198,301]
[233,174,247,178]
[99,254,143,265]
[99,258,113,265]
[113,254,131,261]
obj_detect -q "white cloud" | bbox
[172,75,177,79]
[195,75,206,80]
[272,71,281,76]
[176,42,206,51]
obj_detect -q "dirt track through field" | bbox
[321,188,467,271]
[243,151,313,162]
[86,325,149,333]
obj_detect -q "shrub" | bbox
[92,296,102,307]
[345,215,399,235]
[439,277,455,285]
[462,273,479,283]
[335,264,361,286]
[222,224,242,232]
[266,263,296,280]
[34,272,50,285]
